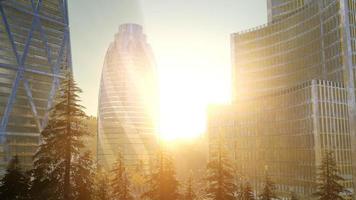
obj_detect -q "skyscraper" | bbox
[98,24,158,170]
[0,0,72,173]
[267,0,310,22]
[209,0,356,198]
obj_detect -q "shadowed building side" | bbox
[97,24,158,172]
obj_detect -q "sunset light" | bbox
[3,0,353,199]
[159,70,230,140]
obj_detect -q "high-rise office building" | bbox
[0,0,72,173]
[98,24,158,171]
[267,0,310,22]
[209,0,356,198]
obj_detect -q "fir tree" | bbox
[183,174,196,200]
[111,152,133,200]
[30,73,93,200]
[205,133,236,200]
[95,167,111,200]
[0,156,30,200]
[72,152,95,200]
[142,150,180,200]
[236,183,244,200]
[259,173,278,200]
[290,192,299,200]
[241,182,255,200]
[130,160,147,198]
[314,151,346,200]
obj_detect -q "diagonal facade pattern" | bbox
[0,0,72,172]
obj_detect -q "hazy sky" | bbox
[68,0,267,138]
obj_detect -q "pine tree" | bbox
[111,152,133,200]
[72,152,95,200]
[0,156,30,200]
[142,150,180,200]
[241,182,255,200]
[30,73,93,200]
[130,160,147,198]
[290,192,299,200]
[205,133,236,200]
[259,173,278,200]
[236,183,244,200]
[183,174,196,200]
[314,151,346,200]
[94,167,111,200]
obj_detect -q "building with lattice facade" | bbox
[0,0,72,173]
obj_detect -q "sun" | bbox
[158,66,230,141]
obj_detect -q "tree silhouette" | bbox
[314,151,346,200]
[95,167,112,200]
[72,152,95,200]
[290,191,299,200]
[241,182,255,200]
[183,174,196,200]
[111,152,133,200]
[259,173,278,200]
[205,133,236,200]
[30,73,93,200]
[0,156,30,200]
[142,150,180,200]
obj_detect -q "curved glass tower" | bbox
[0,0,72,172]
[98,24,158,170]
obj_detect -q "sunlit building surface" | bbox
[210,0,356,199]
[0,0,72,173]
[209,80,353,198]
[98,24,158,171]
[267,0,310,22]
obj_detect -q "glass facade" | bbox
[209,80,353,198]
[267,0,309,22]
[0,0,71,173]
[209,0,356,198]
[97,24,158,171]
[233,0,352,102]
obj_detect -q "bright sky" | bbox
[68,0,267,140]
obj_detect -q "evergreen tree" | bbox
[130,160,147,198]
[236,183,244,200]
[290,192,298,200]
[241,182,255,200]
[0,156,30,200]
[314,151,346,200]
[183,174,196,200]
[259,173,278,200]
[72,152,95,200]
[205,134,236,200]
[30,73,93,200]
[95,167,111,200]
[142,150,180,200]
[111,152,133,200]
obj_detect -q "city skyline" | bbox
[0,1,353,200]
[68,0,267,139]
